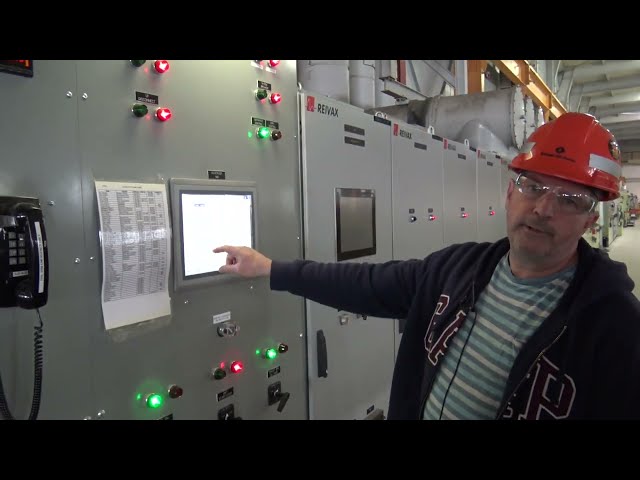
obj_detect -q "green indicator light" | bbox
[248,131,253,138]
[255,89,268,100]
[257,127,270,139]
[256,349,261,355]
[146,394,163,409]
[136,393,142,401]
[266,348,277,360]
[132,103,148,118]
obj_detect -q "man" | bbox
[214,112,640,420]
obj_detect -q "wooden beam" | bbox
[490,60,568,120]
[467,60,486,94]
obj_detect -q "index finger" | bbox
[213,245,239,255]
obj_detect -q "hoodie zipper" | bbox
[494,325,567,419]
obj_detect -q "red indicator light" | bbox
[461,213,469,218]
[154,60,170,74]
[489,210,496,216]
[268,60,280,68]
[429,215,438,221]
[155,107,172,121]
[269,92,282,104]
[230,361,243,373]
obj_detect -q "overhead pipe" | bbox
[349,60,376,110]
[296,60,350,103]
[581,74,640,95]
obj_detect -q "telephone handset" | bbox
[0,195,48,420]
[0,196,49,308]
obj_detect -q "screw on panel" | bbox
[47,201,55,206]
[90,256,95,261]
[184,300,189,304]
[299,333,304,338]
[96,409,106,419]
[82,93,88,100]
[66,91,73,98]
[74,258,81,264]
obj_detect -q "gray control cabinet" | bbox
[442,139,478,245]
[476,149,504,242]
[299,91,395,420]
[0,60,307,420]
[391,122,445,261]
[390,121,445,360]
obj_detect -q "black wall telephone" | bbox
[0,196,48,420]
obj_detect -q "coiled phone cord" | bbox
[0,309,43,421]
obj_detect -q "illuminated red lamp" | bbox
[268,60,280,68]
[154,60,170,74]
[230,361,244,374]
[269,92,282,104]
[155,107,172,121]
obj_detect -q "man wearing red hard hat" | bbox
[214,112,640,420]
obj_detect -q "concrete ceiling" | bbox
[556,60,640,165]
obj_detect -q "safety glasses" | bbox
[514,173,597,215]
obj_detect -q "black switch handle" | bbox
[277,392,290,412]
[317,330,328,378]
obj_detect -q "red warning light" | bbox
[269,92,282,104]
[461,213,469,219]
[489,210,496,216]
[230,361,244,374]
[155,107,172,121]
[268,60,280,68]
[154,60,170,74]
[429,215,438,221]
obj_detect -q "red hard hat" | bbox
[509,112,622,201]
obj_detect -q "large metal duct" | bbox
[297,60,350,103]
[524,96,537,139]
[457,119,519,160]
[349,60,376,110]
[366,85,527,150]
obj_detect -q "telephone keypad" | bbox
[18,249,25,256]
[18,239,25,248]
[7,232,16,240]
[9,258,17,265]
[9,240,16,248]
[9,249,16,257]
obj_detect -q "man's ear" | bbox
[505,179,515,210]
[583,211,599,232]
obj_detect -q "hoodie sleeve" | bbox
[591,292,640,419]
[270,257,429,319]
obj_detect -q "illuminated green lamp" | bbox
[255,89,269,100]
[257,127,270,139]
[146,393,164,409]
[265,348,277,360]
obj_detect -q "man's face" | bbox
[505,171,599,265]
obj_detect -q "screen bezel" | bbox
[169,178,258,292]
[335,187,376,261]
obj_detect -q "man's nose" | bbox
[533,191,556,217]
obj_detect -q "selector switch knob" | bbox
[168,384,183,399]
[278,343,289,353]
[271,130,282,141]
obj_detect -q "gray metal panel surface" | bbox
[0,61,93,419]
[390,122,445,361]
[0,60,307,420]
[391,122,445,261]
[300,91,395,420]
[74,60,306,420]
[476,149,504,242]
[442,140,478,245]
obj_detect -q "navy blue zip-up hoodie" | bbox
[270,237,640,420]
